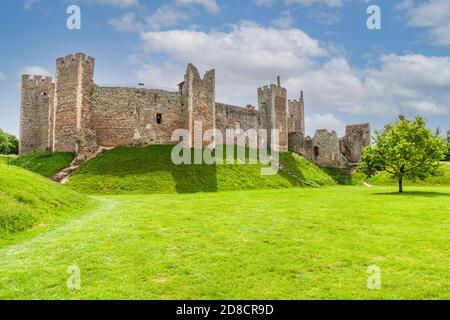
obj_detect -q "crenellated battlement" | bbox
[19,53,370,168]
[22,74,53,87]
[57,52,95,66]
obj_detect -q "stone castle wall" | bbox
[91,86,186,147]
[20,75,55,154]
[215,103,260,135]
[182,64,216,148]
[257,83,288,151]
[288,93,305,135]
[19,53,371,169]
[54,53,95,153]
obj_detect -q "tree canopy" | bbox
[446,130,450,161]
[0,129,19,155]
[359,116,447,193]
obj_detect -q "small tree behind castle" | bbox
[446,130,450,161]
[359,116,447,193]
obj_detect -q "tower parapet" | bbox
[182,63,216,148]
[257,80,288,151]
[54,53,96,153]
[19,74,55,154]
[288,90,305,136]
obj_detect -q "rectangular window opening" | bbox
[156,114,162,125]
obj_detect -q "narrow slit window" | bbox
[156,114,162,125]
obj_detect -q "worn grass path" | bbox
[0,186,449,300]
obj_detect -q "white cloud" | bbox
[0,72,6,81]
[305,113,346,136]
[403,0,450,45]
[23,0,39,10]
[285,0,348,7]
[272,10,295,29]
[139,22,328,102]
[21,66,51,77]
[109,13,138,32]
[146,6,189,31]
[255,0,275,6]
[175,0,220,14]
[135,22,449,128]
[93,0,138,7]
[255,0,348,6]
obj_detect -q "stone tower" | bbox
[182,64,216,148]
[19,75,55,154]
[53,53,95,153]
[288,90,305,136]
[257,77,288,151]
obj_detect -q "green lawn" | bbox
[66,145,344,194]
[0,186,448,299]
[9,151,74,178]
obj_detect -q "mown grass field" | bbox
[1,147,449,300]
[0,186,448,299]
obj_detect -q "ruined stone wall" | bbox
[19,75,54,154]
[182,64,215,148]
[215,103,260,135]
[257,84,288,151]
[306,129,347,168]
[288,92,304,135]
[288,131,305,155]
[91,86,186,147]
[340,123,371,164]
[54,53,95,153]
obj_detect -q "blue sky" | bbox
[0,0,449,137]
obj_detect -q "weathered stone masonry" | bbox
[20,53,370,168]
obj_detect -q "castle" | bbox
[20,53,370,168]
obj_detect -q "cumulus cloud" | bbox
[402,0,450,46]
[136,22,450,123]
[175,0,220,14]
[272,10,295,29]
[0,72,6,81]
[23,0,39,10]
[256,0,349,7]
[305,113,346,136]
[21,66,51,77]
[91,0,138,7]
[109,13,138,32]
[146,6,189,31]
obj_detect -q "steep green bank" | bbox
[0,163,96,236]
[67,145,344,194]
[9,151,74,178]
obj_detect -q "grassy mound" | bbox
[67,145,344,194]
[0,163,96,236]
[9,151,74,178]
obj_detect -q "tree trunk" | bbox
[399,177,403,193]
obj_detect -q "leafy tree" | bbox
[446,130,450,161]
[0,129,19,155]
[359,116,447,193]
[7,134,19,155]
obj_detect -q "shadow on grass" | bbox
[373,191,450,198]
